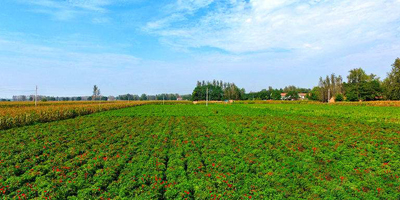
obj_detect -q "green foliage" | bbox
[140,94,148,101]
[2,103,400,199]
[192,82,223,101]
[271,90,282,100]
[344,68,382,101]
[307,87,320,101]
[101,96,108,101]
[383,58,400,100]
[335,93,344,101]
[318,74,343,102]
[285,91,299,100]
[92,85,100,100]
[192,80,243,101]
[346,91,359,101]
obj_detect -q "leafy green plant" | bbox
[1,103,400,199]
[335,94,344,101]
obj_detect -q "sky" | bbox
[0,0,400,98]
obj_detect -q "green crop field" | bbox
[1,103,400,199]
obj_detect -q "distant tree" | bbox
[271,90,282,100]
[140,94,148,101]
[181,94,192,100]
[92,85,100,101]
[346,68,374,100]
[252,89,271,100]
[101,96,108,101]
[383,58,400,100]
[335,93,344,101]
[283,86,295,93]
[307,87,320,101]
[192,80,245,101]
[223,83,242,100]
[285,91,299,100]
[344,68,382,101]
[346,92,358,101]
[318,74,343,102]
[192,81,224,101]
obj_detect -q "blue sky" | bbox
[1,0,400,98]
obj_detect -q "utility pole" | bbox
[35,85,38,107]
[206,88,208,107]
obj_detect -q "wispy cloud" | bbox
[145,0,400,54]
[18,0,128,21]
[26,0,112,11]
[145,0,216,31]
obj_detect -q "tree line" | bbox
[192,57,400,102]
[9,85,192,102]
[309,58,400,102]
[191,80,245,101]
[191,80,310,101]
[116,93,191,101]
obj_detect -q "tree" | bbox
[307,87,320,101]
[318,74,343,102]
[335,94,344,101]
[92,85,100,101]
[383,58,400,100]
[346,68,372,100]
[285,91,299,100]
[191,81,227,101]
[271,90,282,100]
[344,68,382,101]
[140,94,147,101]
[223,83,242,100]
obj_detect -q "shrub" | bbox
[335,94,344,102]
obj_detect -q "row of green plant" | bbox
[0,101,192,130]
[1,104,399,199]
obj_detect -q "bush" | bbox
[335,94,344,102]
[346,92,358,101]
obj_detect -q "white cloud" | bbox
[174,0,215,12]
[24,0,112,11]
[251,0,297,13]
[18,0,131,21]
[146,0,400,54]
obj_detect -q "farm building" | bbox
[281,92,309,100]
[299,93,308,100]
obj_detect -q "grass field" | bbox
[1,103,400,199]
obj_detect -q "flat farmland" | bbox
[1,103,400,199]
